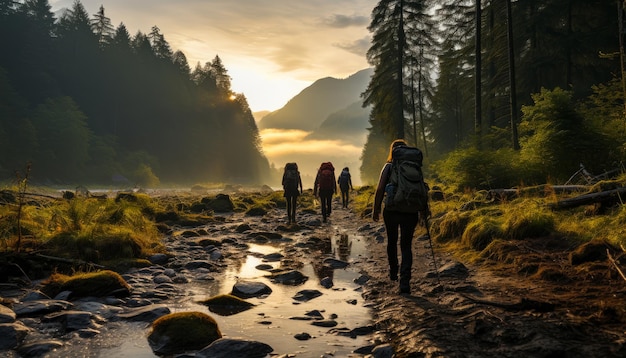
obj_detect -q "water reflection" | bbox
[98,235,372,357]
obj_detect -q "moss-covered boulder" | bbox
[147,311,222,355]
[40,270,131,299]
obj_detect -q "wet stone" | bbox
[0,304,16,323]
[196,337,273,358]
[16,339,64,357]
[117,304,171,322]
[311,320,338,327]
[231,281,273,299]
[293,289,322,302]
[13,300,73,317]
[0,322,30,349]
[269,270,308,285]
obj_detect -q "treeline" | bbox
[360,0,624,188]
[0,0,270,186]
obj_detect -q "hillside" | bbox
[258,68,373,131]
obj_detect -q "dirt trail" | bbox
[333,204,626,357]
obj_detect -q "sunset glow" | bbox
[49,0,376,112]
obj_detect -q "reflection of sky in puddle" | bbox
[98,234,373,358]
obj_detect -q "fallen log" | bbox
[549,187,626,210]
[487,185,589,202]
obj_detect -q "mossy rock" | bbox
[147,311,222,355]
[198,294,255,316]
[40,270,131,298]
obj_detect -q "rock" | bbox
[294,332,312,341]
[305,310,324,319]
[231,281,272,299]
[354,274,370,285]
[269,270,308,285]
[262,252,284,262]
[371,343,395,358]
[247,232,284,241]
[255,264,273,271]
[323,257,349,269]
[147,311,222,356]
[205,194,234,213]
[41,270,131,299]
[17,340,64,357]
[153,274,173,284]
[70,302,116,320]
[148,253,170,265]
[196,337,273,358]
[0,322,30,349]
[21,290,50,302]
[184,260,220,271]
[0,304,16,323]
[320,277,333,288]
[293,289,322,302]
[117,304,171,322]
[13,300,73,317]
[41,310,95,331]
[311,320,337,327]
[199,294,255,316]
[435,261,469,279]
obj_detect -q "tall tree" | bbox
[91,5,113,49]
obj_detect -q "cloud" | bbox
[322,14,370,28]
[334,37,372,57]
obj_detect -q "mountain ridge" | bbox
[257,68,373,132]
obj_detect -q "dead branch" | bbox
[549,187,626,210]
[607,249,626,283]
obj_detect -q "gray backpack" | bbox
[385,145,429,213]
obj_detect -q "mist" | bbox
[260,128,365,188]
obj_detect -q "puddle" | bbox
[92,233,373,357]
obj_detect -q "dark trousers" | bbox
[286,196,297,222]
[340,188,350,208]
[319,189,333,220]
[383,210,419,290]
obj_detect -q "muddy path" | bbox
[356,217,626,357]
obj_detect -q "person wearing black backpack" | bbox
[372,139,427,294]
[338,167,353,209]
[282,162,303,224]
[313,162,336,223]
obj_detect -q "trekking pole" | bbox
[423,212,441,287]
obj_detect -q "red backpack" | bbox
[318,162,335,191]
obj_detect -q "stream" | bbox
[37,219,375,357]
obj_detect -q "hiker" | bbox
[313,162,337,223]
[338,167,353,208]
[282,162,303,224]
[372,139,427,294]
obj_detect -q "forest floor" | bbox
[329,198,626,358]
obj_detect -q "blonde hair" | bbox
[386,139,407,163]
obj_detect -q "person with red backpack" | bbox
[313,162,337,223]
[282,162,303,224]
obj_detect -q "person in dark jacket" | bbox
[337,167,353,209]
[282,162,303,224]
[313,162,337,223]
[372,139,420,294]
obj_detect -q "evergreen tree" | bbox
[91,5,113,49]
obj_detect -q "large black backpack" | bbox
[385,145,429,213]
[283,163,299,190]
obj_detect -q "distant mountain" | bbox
[258,68,373,131]
[253,110,271,122]
[305,101,370,146]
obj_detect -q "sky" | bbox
[48,0,378,186]
[49,0,377,113]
